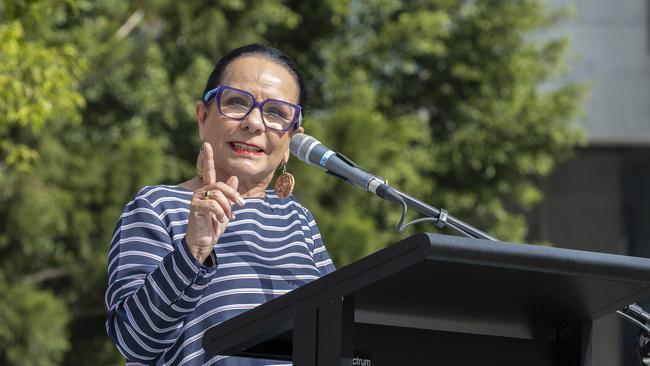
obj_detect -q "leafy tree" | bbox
[0,1,86,364]
[283,0,586,264]
[0,0,585,364]
[0,0,86,171]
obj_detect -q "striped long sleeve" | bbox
[105,186,336,365]
[105,191,217,363]
[303,209,335,276]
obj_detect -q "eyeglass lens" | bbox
[219,88,296,130]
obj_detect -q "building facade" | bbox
[529,1,650,364]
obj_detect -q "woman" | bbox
[105,44,336,366]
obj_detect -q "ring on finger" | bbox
[203,190,216,200]
[195,190,211,200]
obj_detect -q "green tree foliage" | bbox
[285,0,586,263]
[0,0,585,364]
[0,0,86,171]
[0,281,69,366]
[0,1,86,364]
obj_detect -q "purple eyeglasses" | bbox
[203,85,302,132]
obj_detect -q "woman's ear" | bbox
[196,101,208,140]
[288,126,304,142]
[283,149,290,164]
[287,127,303,162]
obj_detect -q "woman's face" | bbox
[196,55,304,191]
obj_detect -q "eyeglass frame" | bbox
[203,85,302,132]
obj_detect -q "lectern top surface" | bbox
[350,233,650,338]
[203,233,650,354]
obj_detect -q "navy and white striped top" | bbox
[105,185,336,365]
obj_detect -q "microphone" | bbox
[626,304,650,324]
[289,133,402,203]
[619,304,650,365]
[289,133,497,240]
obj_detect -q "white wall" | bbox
[552,0,650,145]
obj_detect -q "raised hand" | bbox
[185,142,245,263]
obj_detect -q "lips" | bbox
[229,141,264,155]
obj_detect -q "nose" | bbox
[240,105,265,134]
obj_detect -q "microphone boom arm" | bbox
[288,132,496,241]
[390,187,497,241]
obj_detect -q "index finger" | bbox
[202,142,216,185]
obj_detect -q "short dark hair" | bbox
[202,44,307,113]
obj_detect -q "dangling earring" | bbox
[196,142,205,180]
[274,162,295,198]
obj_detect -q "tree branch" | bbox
[115,9,145,40]
[22,267,67,284]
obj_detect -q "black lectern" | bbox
[203,233,650,365]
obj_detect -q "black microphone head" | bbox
[290,133,319,162]
[627,303,648,319]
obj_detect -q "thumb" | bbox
[225,175,239,190]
